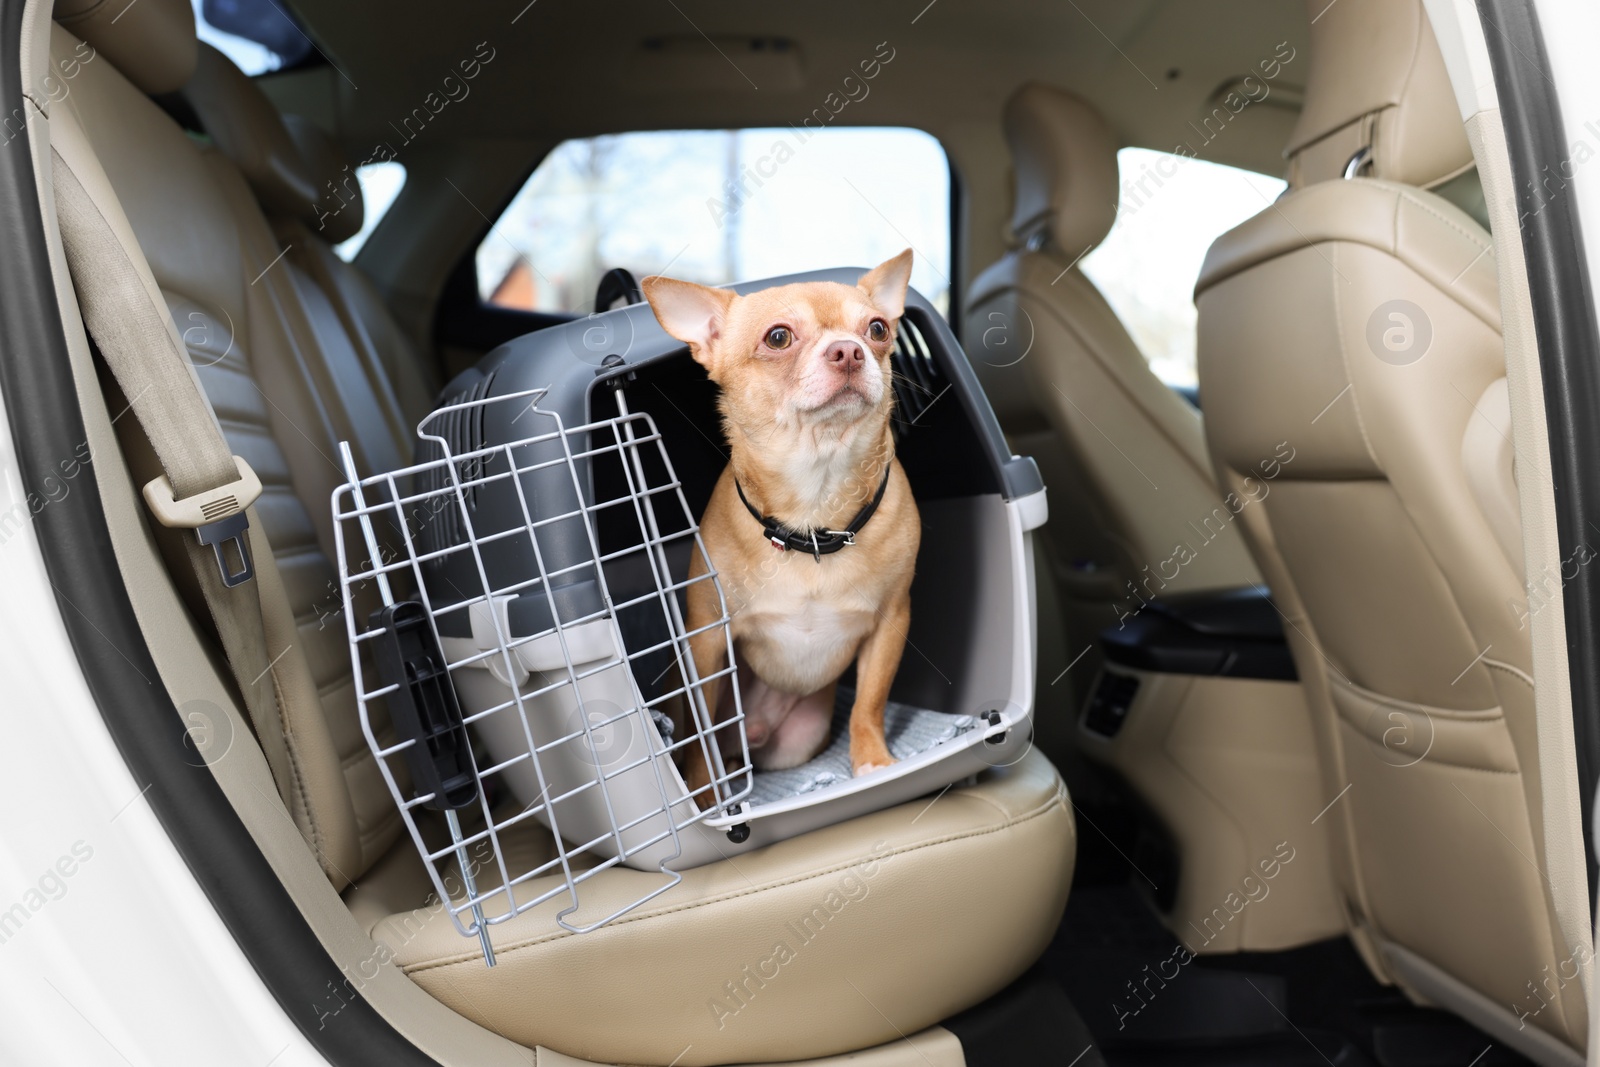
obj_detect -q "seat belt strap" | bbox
[50,148,294,801]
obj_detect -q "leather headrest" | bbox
[182,43,320,222]
[55,0,197,95]
[1285,0,1472,187]
[283,114,364,244]
[1003,83,1120,257]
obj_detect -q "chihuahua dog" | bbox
[642,251,921,790]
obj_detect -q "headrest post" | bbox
[1284,0,1472,187]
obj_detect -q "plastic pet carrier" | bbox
[333,268,1048,963]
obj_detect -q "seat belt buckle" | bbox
[142,456,264,588]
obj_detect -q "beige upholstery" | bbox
[1194,0,1586,1055]
[184,43,321,219]
[53,0,195,95]
[1283,0,1472,189]
[50,18,408,888]
[182,52,437,430]
[274,115,439,427]
[49,2,1076,1061]
[1003,83,1120,258]
[1077,669,1344,954]
[372,753,1071,1065]
[965,84,1261,719]
[282,114,364,244]
[184,45,431,459]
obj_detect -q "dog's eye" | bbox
[868,319,890,343]
[764,326,793,350]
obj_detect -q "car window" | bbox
[476,128,952,316]
[191,0,314,75]
[1081,147,1287,389]
[335,162,407,262]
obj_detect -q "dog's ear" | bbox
[642,276,735,368]
[857,249,914,320]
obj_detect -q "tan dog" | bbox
[642,251,921,793]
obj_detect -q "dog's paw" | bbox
[850,731,895,777]
[851,756,897,777]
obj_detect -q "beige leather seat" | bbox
[965,85,1260,709]
[1195,0,1587,1057]
[48,3,1076,1063]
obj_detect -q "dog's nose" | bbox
[823,340,865,367]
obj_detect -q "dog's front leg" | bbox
[849,591,910,775]
[681,551,730,806]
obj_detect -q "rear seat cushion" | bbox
[373,751,1074,1066]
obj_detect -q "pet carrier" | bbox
[333,268,1047,962]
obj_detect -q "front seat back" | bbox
[965,86,1261,709]
[1194,0,1588,1054]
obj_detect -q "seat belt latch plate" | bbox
[142,456,264,588]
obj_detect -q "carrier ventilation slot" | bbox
[889,316,945,435]
[415,369,497,552]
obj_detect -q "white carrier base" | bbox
[450,487,1044,870]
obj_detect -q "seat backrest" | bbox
[279,114,439,430]
[50,2,410,890]
[180,44,415,480]
[964,84,1260,610]
[181,51,438,437]
[1195,0,1588,1052]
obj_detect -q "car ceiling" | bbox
[284,0,1305,175]
[265,0,1308,336]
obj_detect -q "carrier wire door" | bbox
[333,386,752,959]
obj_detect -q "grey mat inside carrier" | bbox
[745,695,982,807]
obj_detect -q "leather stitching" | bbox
[1396,188,1490,250]
[272,667,331,874]
[1330,672,1503,720]
[1483,657,1535,689]
[1343,724,1521,775]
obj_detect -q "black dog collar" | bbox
[734,463,892,562]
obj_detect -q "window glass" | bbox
[335,162,407,262]
[477,128,952,316]
[1081,147,1287,389]
[192,0,314,76]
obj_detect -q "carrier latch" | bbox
[142,455,263,587]
[369,601,480,811]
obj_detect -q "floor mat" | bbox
[1041,880,1537,1066]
